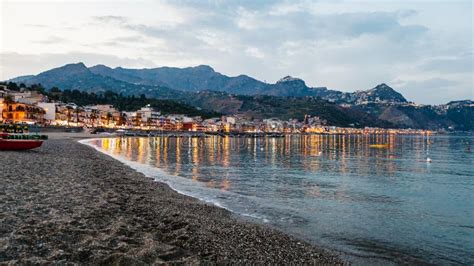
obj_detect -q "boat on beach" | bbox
[0,133,45,150]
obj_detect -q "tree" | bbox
[3,95,14,104]
[90,110,97,127]
[117,112,127,126]
[66,106,73,126]
[75,107,83,124]
[50,87,61,93]
[106,112,113,126]
[7,82,19,91]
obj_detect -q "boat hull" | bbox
[0,139,43,150]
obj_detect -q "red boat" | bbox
[0,133,44,150]
[0,139,43,150]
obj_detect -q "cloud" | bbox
[420,53,474,74]
[245,47,265,59]
[395,78,459,90]
[1,0,472,104]
[23,24,48,28]
[92,15,128,24]
[32,36,68,45]
[392,78,471,104]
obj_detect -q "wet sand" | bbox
[0,134,343,264]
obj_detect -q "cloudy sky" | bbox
[0,0,472,104]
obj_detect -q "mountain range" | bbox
[8,62,473,130]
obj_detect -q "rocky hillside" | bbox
[12,62,408,104]
[352,84,407,104]
[7,63,473,130]
[10,63,185,99]
[181,91,392,127]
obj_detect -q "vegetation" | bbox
[185,91,392,127]
[0,82,221,119]
[447,106,474,131]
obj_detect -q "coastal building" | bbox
[158,116,177,131]
[0,98,4,121]
[137,105,161,125]
[0,87,9,98]
[37,102,57,122]
[16,91,46,105]
[91,104,117,113]
[1,101,45,123]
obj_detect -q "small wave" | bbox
[79,138,267,223]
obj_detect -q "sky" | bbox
[0,0,472,104]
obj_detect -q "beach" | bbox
[0,134,342,264]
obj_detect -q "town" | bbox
[0,83,432,136]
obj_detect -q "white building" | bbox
[91,104,117,113]
[137,105,161,123]
[37,102,57,121]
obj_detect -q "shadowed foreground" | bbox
[0,137,342,264]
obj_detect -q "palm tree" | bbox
[66,106,73,126]
[74,107,83,125]
[118,112,127,126]
[90,110,97,127]
[106,112,113,126]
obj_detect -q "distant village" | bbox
[0,84,433,135]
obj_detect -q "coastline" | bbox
[1,133,343,264]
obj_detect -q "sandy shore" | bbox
[0,134,343,264]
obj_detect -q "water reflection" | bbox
[90,134,474,264]
[91,134,443,192]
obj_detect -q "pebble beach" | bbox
[0,134,343,264]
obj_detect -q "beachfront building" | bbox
[137,105,161,126]
[15,91,46,105]
[1,101,45,123]
[0,98,3,120]
[37,102,57,123]
[54,104,81,126]
[263,118,284,132]
[91,104,117,113]
[158,116,177,131]
[82,106,100,127]
[0,86,9,98]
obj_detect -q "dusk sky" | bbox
[0,0,472,104]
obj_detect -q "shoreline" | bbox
[1,133,344,264]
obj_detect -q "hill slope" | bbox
[11,63,186,99]
[7,63,473,130]
[12,62,408,104]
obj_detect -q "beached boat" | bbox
[0,133,45,150]
[0,139,43,150]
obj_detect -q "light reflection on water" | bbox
[90,135,474,264]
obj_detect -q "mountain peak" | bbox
[193,65,215,72]
[362,83,407,103]
[277,76,305,84]
[51,62,89,74]
[372,83,394,91]
[62,62,87,69]
[89,64,112,70]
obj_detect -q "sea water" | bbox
[85,134,474,264]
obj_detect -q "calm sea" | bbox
[86,134,474,264]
